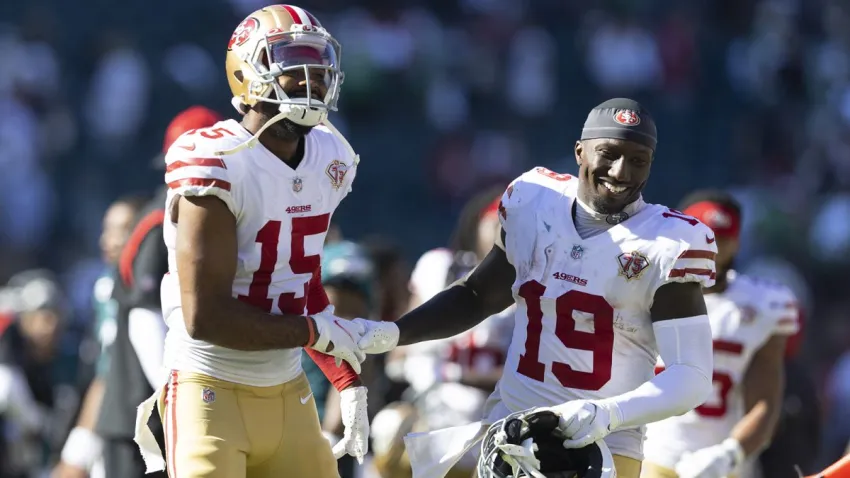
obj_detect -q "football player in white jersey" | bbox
[642,191,800,478]
[353,98,716,478]
[132,5,372,478]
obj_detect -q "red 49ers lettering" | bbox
[238,214,330,314]
[517,281,614,390]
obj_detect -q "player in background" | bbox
[52,195,144,478]
[641,191,799,478]
[87,106,222,478]
[355,98,716,478]
[370,189,515,478]
[132,6,372,478]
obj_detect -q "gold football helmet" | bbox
[225,4,343,130]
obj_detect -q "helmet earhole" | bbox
[234,70,244,82]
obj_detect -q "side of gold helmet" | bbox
[225,4,343,128]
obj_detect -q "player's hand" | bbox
[546,400,622,449]
[309,311,367,374]
[352,318,399,354]
[332,386,369,464]
[675,438,744,478]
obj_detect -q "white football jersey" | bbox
[643,271,799,469]
[160,119,358,387]
[490,167,717,461]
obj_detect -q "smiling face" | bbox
[574,138,654,214]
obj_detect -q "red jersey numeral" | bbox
[517,281,615,390]
[184,126,236,139]
[238,214,331,314]
[661,208,699,226]
[656,339,744,418]
[534,167,572,181]
[199,127,235,139]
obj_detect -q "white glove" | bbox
[309,311,367,374]
[675,438,744,478]
[332,386,369,464]
[322,431,341,447]
[352,319,400,354]
[547,400,622,449]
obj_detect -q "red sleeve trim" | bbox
[677,250,717,260]
[167,178,231,191]
[304,348,358,391]
[119,209,165,287]
[305,269,330,315]
[668,268,716,279]
[165,158,227,173]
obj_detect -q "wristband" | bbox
[305,316,317,347]
[722,438,745,467]
[60,427,103,470]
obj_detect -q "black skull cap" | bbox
[581,98,657,151]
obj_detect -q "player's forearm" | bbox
[603,362,712,429]
[732,334,787,456]
[604,316,713,429]
[60,379,105,469]
[732,368,785,455]
[396,284,493,346]
[76,378,106,430]
[0,365,43,432]
[187,296,312,351]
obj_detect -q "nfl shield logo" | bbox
[202,387,216,403]
[292,177,303,193]
[571,244,584,260]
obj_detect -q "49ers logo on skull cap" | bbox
[228,17,259,50]
[613,109,641,126]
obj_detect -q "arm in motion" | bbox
[396,227,515,346]
[731,334,787,455]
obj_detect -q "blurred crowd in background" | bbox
[1,0,850,475]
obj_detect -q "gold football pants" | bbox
[158,371,338,478]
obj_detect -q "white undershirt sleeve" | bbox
[128,307,168,389]
[601,315,713,429]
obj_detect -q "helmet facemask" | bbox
[244,24,343,129]
[218,17,356,157]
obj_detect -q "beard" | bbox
[255,102,315,140]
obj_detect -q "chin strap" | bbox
[214,109,289,156]
[213,108,359,167]
[320,117,360,167]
